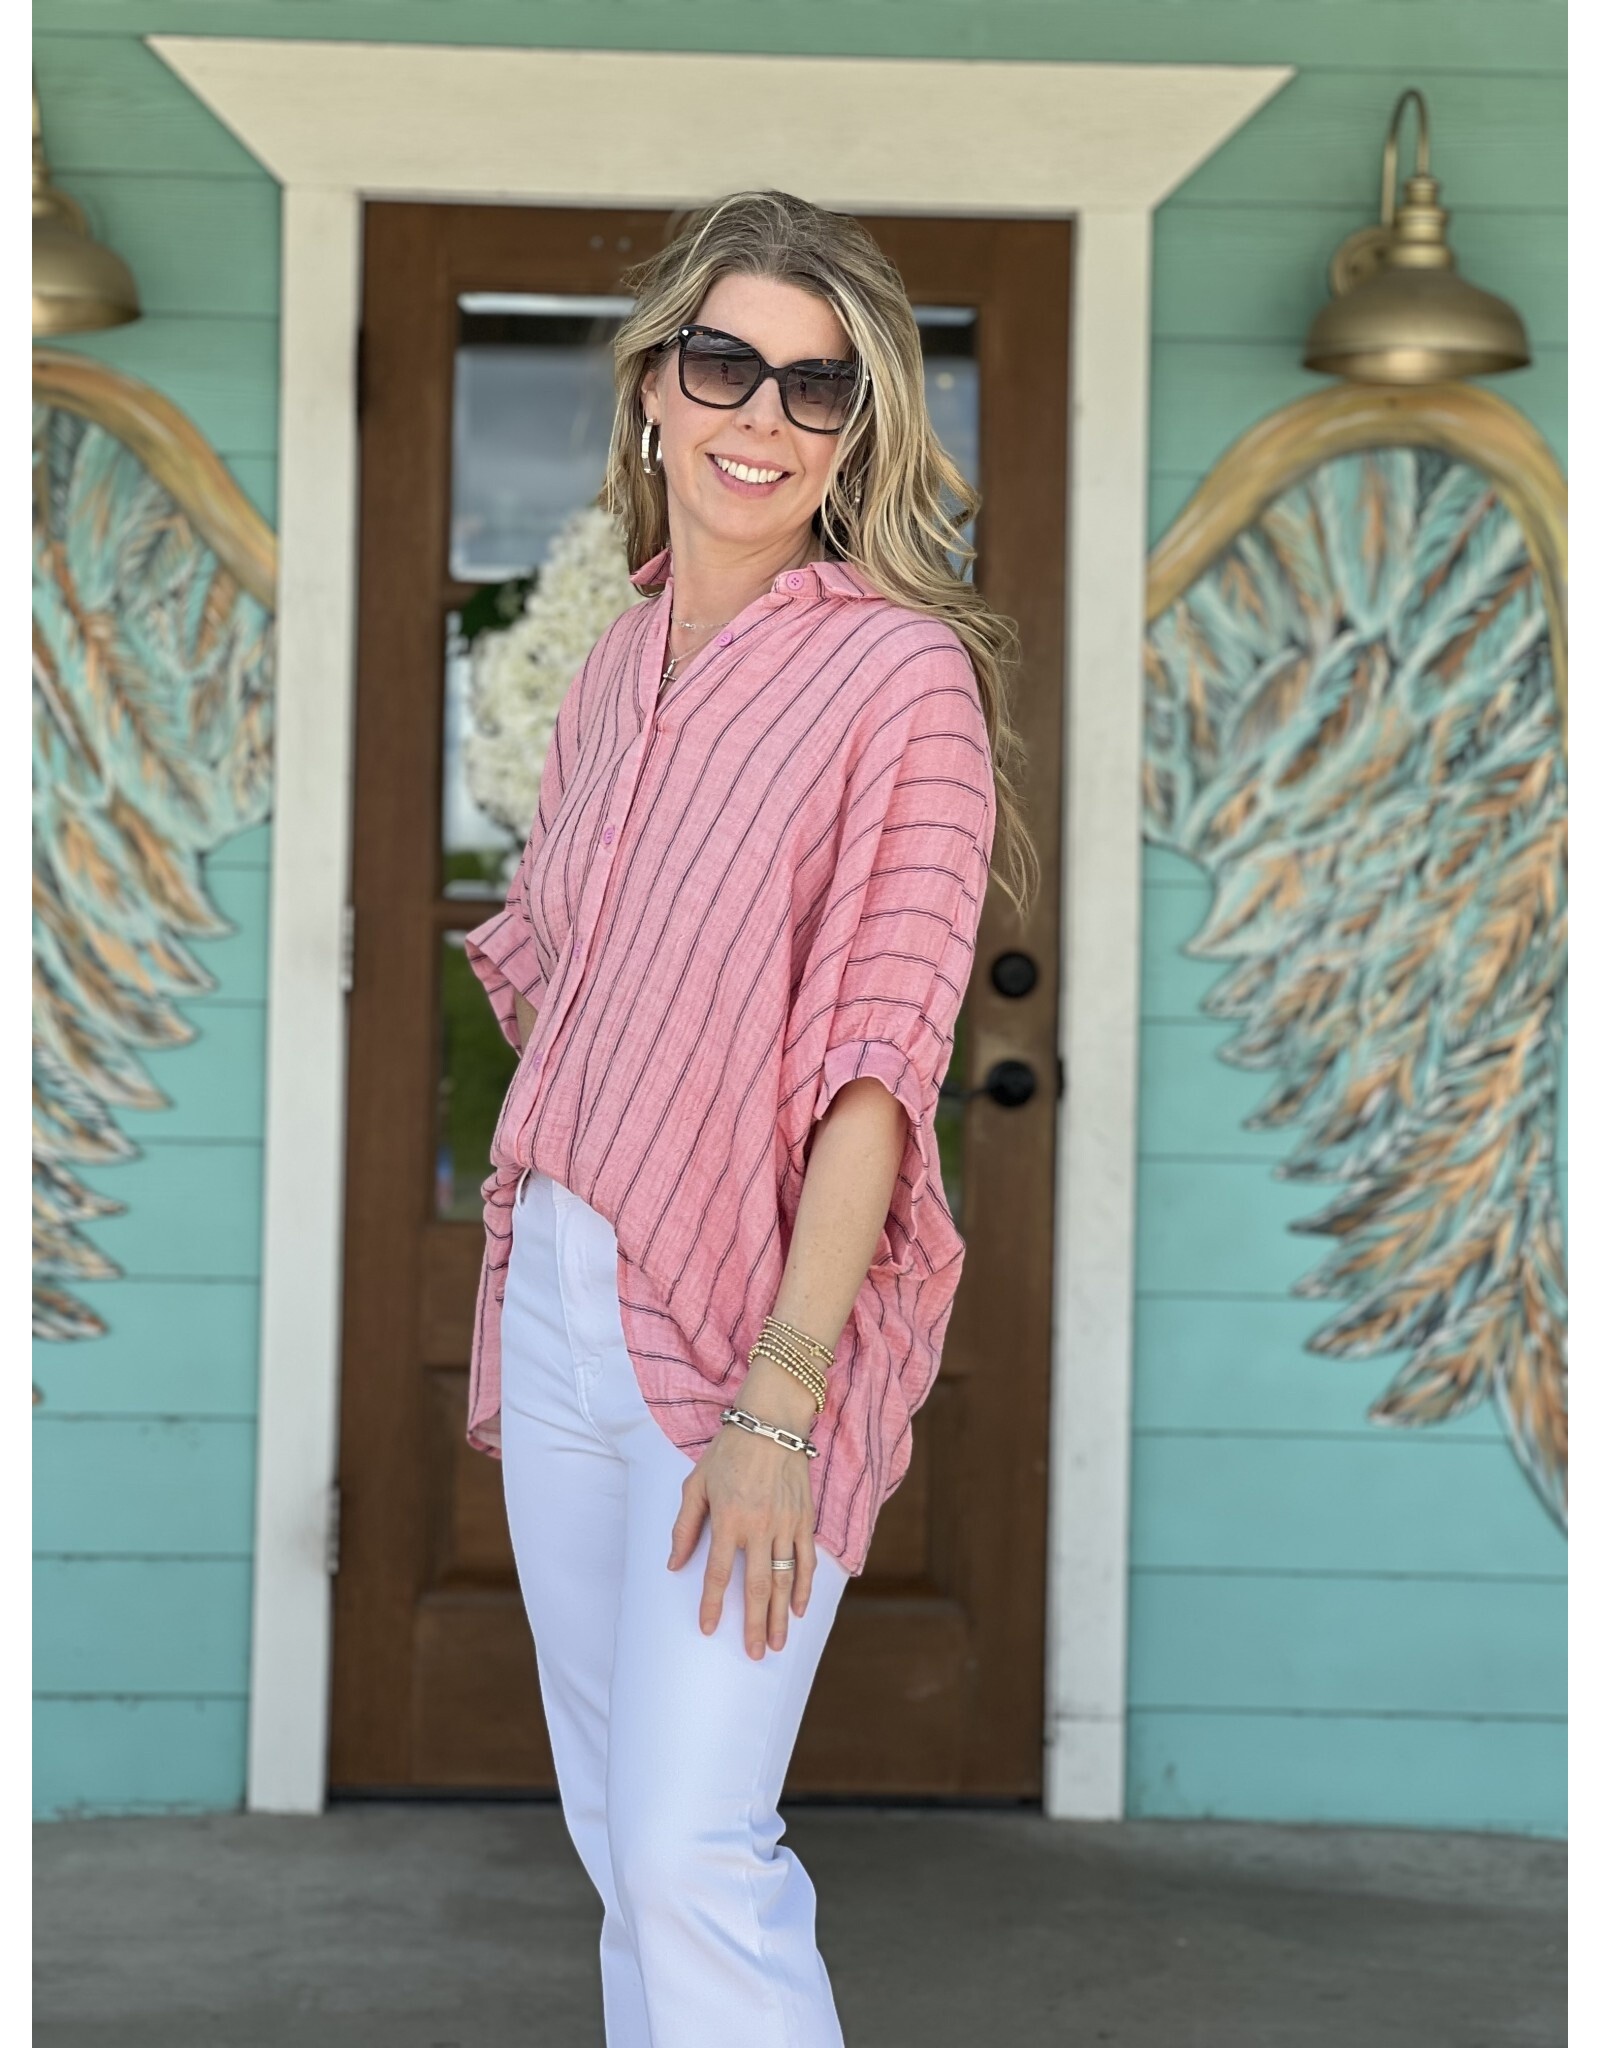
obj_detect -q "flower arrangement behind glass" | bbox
[462,502,639,867]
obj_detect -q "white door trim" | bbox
[146,35,1291,1817]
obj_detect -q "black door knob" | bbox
[940,1058,1038,1109]
[982,1058,1037,1108]
[990,950,1038,999]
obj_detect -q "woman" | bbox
[464,189,1034,2047]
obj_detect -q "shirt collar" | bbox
[629,545,877,602]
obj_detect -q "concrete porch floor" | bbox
[34,1802,1564,2046]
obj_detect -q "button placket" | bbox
[539,720,649,1069]
[531,579,791,1101]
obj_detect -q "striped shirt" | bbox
[463,543,995,1575]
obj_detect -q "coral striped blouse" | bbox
[463,543,995,1575]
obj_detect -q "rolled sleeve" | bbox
[462,860,549,1053]
[807,651,995,1276]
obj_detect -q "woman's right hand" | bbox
[667,1351,821,1656]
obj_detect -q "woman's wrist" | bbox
[735,1354,821,1435]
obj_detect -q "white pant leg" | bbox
[500,1168,651,2046]
[502,1167,852,2048]
[597,1373,852,2048]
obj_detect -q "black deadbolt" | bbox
[990,950,1038,999]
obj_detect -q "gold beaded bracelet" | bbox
[745,1314,834,1414]
[745,1343,823,1409]
[764,1315,834,1365]
[756,1327,829,1374]
[747,1337,826,1412]
[762,1323,834,1381]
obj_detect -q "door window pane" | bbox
[450,292,632,583]
[436,931,520,1220]
[916,306,979,567]
[442,608,522,899]
[439,293,980,1221]
[444,294,634,898]
[917,308,978,1214]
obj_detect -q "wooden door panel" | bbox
[791,1600,971,1793]
[412,1593,551,1785]
[424,1371,515,1584]
[419,1230,492,1364]
[332,203,1068,1798]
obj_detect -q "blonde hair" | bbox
[603,189,1038,921]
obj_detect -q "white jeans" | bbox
[501,1166,852,2048]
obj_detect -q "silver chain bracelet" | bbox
[719,1406,820,1459]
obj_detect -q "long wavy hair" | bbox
[603,189,1038,920]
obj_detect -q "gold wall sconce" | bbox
[33,86,141,337]
[1304,88,1530,383]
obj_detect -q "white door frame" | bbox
[147,36,1291,1817]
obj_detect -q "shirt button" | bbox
[602,825,615,845]
[529,1053,542,1073]
[785,571,805,590]
[716,630,733,647]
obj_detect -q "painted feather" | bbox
[32,401,273,1339]
[1145,447,1567,1525]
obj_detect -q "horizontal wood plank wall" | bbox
[31,0,1567,1823]
[32,826,270,1816]
[1131,854,1567,1837]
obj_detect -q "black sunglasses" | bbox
[659,324,867,435]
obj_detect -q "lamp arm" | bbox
[1380,87,1430,226]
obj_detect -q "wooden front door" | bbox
[330,203,1068,1797]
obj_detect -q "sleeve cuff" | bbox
[814,1037,934,1278]
[462,905,548,1053]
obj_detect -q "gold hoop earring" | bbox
[641,420,662,476]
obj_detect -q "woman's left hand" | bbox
[667,1360,820,1659]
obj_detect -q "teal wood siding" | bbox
[32,0,1565,1825]
[32,815,269,1816]
[1133,851,1566,1836]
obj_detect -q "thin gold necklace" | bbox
[661,606,734,691]
[661,552,821,688]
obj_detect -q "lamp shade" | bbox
[1304,91,1530,385]
[32,90,141,338]
[33,197,142,337]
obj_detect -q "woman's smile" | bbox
[706,450,791,496]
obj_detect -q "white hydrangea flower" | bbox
[465,502,639,836]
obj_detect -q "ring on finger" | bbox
[771,1556,796,1575]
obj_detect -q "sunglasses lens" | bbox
[679,330,860,432]
[783,365,858,432]
[680,333,761,406]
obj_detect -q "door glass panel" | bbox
[442,608,521,899]
[450,295,976,583]
[450,292,633,582]
[439,293,980,1223]
[443,293,634,901]
[916,306,979,571]
[916,307,979,1221]
[436,931,520,1221]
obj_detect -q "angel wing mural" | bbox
[32,351,276,1344]
[1143,384,1567,1527]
